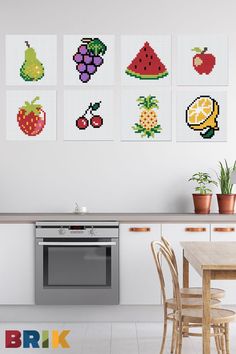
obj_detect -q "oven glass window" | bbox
[43,242,111,287]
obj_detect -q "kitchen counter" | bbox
[0,213,236,223]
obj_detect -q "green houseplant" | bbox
[189,172,217,214]
[217,160,236,214]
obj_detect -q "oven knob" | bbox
[59,228,66,235]
[90,228,95,236]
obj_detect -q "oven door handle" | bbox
[37,241,117,246]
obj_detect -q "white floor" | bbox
[1,322,236,353]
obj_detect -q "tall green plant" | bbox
[189,172,217,194]
[217,160,236,194]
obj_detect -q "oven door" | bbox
[35,238,119,305]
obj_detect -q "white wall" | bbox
[0,0,236,213]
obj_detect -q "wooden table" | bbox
[181,241,236,354]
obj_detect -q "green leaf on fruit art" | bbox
[87,38,107,56]
[132,95,162,139]
[22,96,42,115]
[191,46,216,75]
[91,102,101,111]
[191,47,202,53]
[76,101,103,130]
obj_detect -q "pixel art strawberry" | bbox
[17,96,46,136]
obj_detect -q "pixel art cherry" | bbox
[76,101,103,130]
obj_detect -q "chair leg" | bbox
[174,321,179,354]
[159,307,168,354]
[213,325,221,354]
[224,323,230,354]
[170,319,176,354]
[220,324,226,354]
[174,320,182,354]
[178,321,183,354]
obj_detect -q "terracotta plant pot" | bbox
[217,194,236,214]
[192,194,212,214]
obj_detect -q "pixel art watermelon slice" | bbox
[126,42,168,80]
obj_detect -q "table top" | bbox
[181,242,236,273]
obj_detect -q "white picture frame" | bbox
[176,89,227,142]
[177,35,228,86]
[121,88,172,141]
[64,89,114,141]
[6,35,57,86]
[64,35,115,86]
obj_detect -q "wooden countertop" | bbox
[0,213,236,223]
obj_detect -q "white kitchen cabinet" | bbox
[161,224,210,298]
[120,223,161,305]
[0,224,34,304]
[210,224,236,304]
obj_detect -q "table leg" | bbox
[183,252,190,337]
[202,270,211,354]
[183,253,189,288]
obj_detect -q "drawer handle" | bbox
[185,227,206,232]
[129,227,151,232]
[213,227,235,232]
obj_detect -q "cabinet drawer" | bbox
[211,224,236,241]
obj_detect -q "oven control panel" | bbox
[36,221,119,238]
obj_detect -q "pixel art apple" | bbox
[192,47,216,75]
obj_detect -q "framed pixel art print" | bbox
[121,88,172,141]
[6,35,57,86]
[176,90,227,142]
[64,89,114,141]
[177,35,228,85]
[6,91,57,141]
[121,35,171,86]
[64,35,115,86]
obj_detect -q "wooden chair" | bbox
[151,240,236,354]
[161,236,225,300]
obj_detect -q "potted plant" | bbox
[189,172,217,214]
[217,160,236,214]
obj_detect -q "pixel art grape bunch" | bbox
[73,38,107,83]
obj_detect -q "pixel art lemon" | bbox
[186,95,219,139]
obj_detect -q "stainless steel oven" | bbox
[35,221,119,305]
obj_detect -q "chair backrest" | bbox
[161,236,179,275]
[151,240,182,316]
[151,241,167,306]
